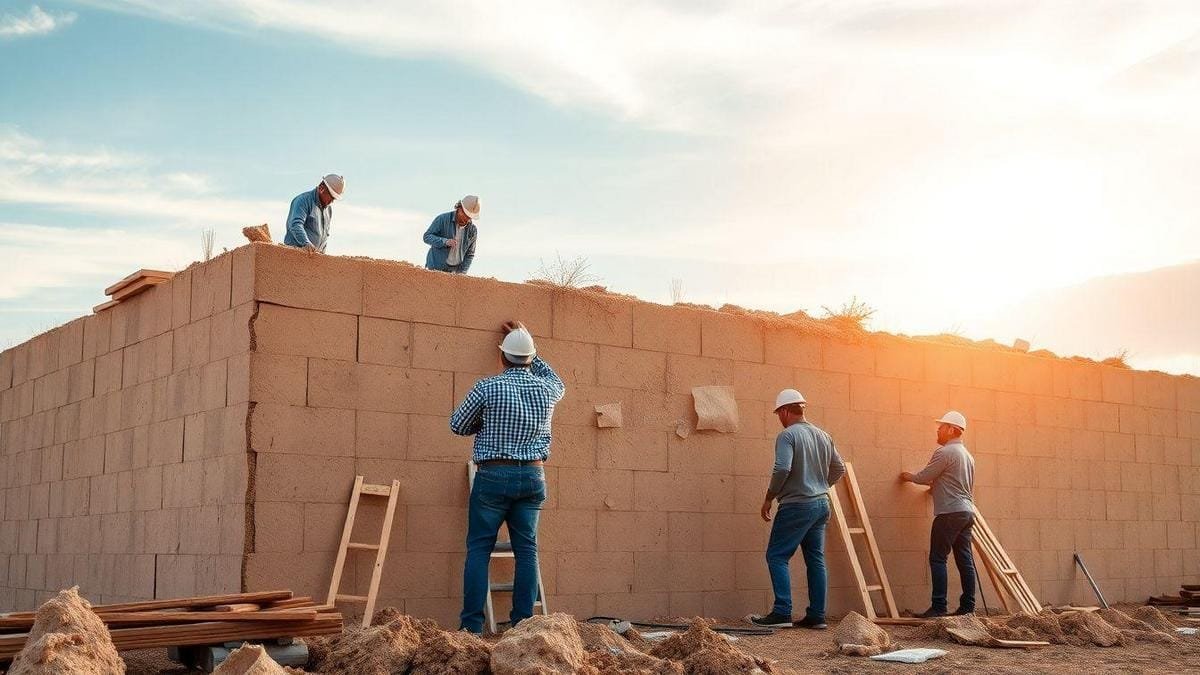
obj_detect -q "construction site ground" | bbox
[110,604,1200,674]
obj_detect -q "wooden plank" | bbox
[0,610,317,631]
[210,603,261,613]
[844,463,899,619]
[0,591,293,619]
[872,617,930,626]
[828,486,875,619]
[93,299,120,313]
[347,542,380,551]
[326,476,365,607]
[362,478,402,627]
[110,276,170,302]
[104,269,174,296]
[360,483,393,496]
[971,508,1040,614]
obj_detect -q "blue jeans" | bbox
[460,464,546,633]
[929,511,976,612]
[765,498,830,620]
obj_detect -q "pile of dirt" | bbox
[1129,606,1180,632]
[407,630,492,675]
[576,622,681,674]
[830,612,896,656]
[648,619,772,674]
[920,614,1000,646]
[242,224,272,243]
[7,586,125,675]
[309,613,444,674]
[1097,608,1176,644]
[1058,610,1130,647]
[988,612,1069,644]
[490,613,588,675]
[213,643,305,675]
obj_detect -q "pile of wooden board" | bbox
[1148,584,1200,617]
[93,268,174,313]
[0,590,340,662]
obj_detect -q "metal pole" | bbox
[1073,552,1108,609]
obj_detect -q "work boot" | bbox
[792,616,828,630]
[748,612,793,628]
[917,608,947,619]
[951,607,975,616]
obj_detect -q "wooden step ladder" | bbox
[971,505,1042,614]
[467,462,549,634]
[325,476,402,627]
[828,462,902,622]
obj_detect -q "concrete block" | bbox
[701,513,766,552]
[155,554,197,598]
[849,375,901,413]
[633,472,704,512]
[597,511,667,551]
[874,342,923,381]
[94,350,123,395]
[595,346,666,392]
[162,461,204,509]
[732,363,794,404]
[594,592,670,621]
[556,551,634,594]
[254,304,357,361]
[1100,367,1134,404]
[1133,371,1177,410]
[209,302,253,361]
[1179,378,1200,413]
[411,324,499,375]
[132,466,163,511]
[255,453,354,503]
[531,338,595,386]
[147,417,185,466]
[815,408,877,448]
[67,360,95,404]
[793,369,851,411]
[308,360,453,415]
[633,302,702,355]
[597,429,667,471]
[1117,404,1150,435]
[700,311,764,363]
[247,353,307,406]
[10,343,29,387]
[169,268,192,330]
[63,436,105,479]
[557,468,633,510]
[250,403,354,456]
[172,317,211,373]
[763,327,822,370]
[82,312,112,361]
[231,243,255,306]
[355,410,407,459]
[301,501,347,552]
[189,252,233,321]
[356,316,411,367]
[405,505,466,552]
[1135,434,1166,464]
[667,433,734,476]
[255,244,364,314]
[822,339,874,375]
[1051,361,1103,401]
[406,413,473,462]
[105,429,134,474]
[1152,493,1181,521]
[552,289,633,347]
[539,509,596,552]
[666,354,732,395]
[244,550,336,602]
[456,276,554,334]
[361,260,456,324]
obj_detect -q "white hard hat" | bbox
[936,410,967,430]
[774,388,806,411]
[322,174,345,200]
[499,327,536,363]
[459,194,481,220]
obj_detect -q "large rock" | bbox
[831,611,896,656]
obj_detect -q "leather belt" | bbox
[477,459,544,467]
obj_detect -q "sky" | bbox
[1,1,1197,374]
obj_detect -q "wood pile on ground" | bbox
[0,588,341,664]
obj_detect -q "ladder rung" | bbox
[1001,568,1018,574]
[360,484,392,496]
[347,542,380,551]
[490,583,514,592]
[335,594,369,602]
[865,585,883,591]
[848,527,866,534]
[494,541,513,553]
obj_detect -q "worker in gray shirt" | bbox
[900,410,977,618]
[749,389,845,629]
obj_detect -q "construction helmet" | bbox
[774,389,806,412]
[322,174,345,199]
[936,410,967,431]
[499,328,536,364]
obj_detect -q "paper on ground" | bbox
[869,648,948,663]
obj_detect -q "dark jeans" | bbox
[765,498,830,620]
[460,465,546,633]
[929,511,977,612]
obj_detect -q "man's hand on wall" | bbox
[502,321,526,334]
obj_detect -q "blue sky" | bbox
[2,2,1198,373]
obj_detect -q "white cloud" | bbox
[0,4,76,37]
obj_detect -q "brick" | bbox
[355,316,411,366]
[255,244,363,313]
[596,346,666,391]
[63,437,105,479]
[633,472,704,512]
[552,289,633,347]
[247,353,307,406]
[732,363,794,404]
[353,410,406,459]
[540,509,596,552]
[666,354,732,394]
[534,338,595,386]
[255,453,354,503]
[849,375,900,413]
[633,303,702,355]
[231,243,255,306]
[210,303,253,360]
[455,276,554,333]
[251,403,354,456]
[405,505,466,552]
[147,418,184,466]
[67,360,94,404]
[597,429,668,471]
[762,327,821,369]
[597,511,667,551]
[190,252,233,321]
[411,324,499,374]
[172,318,211,372]
[700,311,763,362]
[1179,378,1200,413]
[822,339,874,375]
[82,312,112,361]
[557,468,633,510]
[155,554,197,598]
[94,350,123,395]
[1100,367,1134,404]
[557,552,634,594]
[308,360,452,415]
[255,304,357,360]
[406,413,472,462]
[667,433,734,475]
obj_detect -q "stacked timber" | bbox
[94,268,174,312]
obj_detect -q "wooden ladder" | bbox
[828,462,901,622]
[467,461,549,634]
[971,505,1042,614]
[325,475,402,627]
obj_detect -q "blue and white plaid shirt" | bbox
[450,357,566,462]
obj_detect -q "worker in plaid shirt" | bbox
[450,321,565,634]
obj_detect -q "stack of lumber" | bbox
[0,590,340,662]
[94,268,174,313]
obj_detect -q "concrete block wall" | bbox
[0,247,254,611]
[3,242,1198,625]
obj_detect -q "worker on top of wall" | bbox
[424,195,480,273]
[282,174,345,253]
[750,389,846,629]
[450,320,565,635]
[900,410,977,618]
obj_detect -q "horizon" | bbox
[2,1,1198,374]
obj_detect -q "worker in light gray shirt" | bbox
[749,389,845,629]
[901,410,977,618]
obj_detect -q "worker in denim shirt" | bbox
[424,195,480,273]
[282,174,344,253]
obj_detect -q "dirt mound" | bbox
[831,611,896,656]
[7,586,125,675]
[925,614,998,646]
[310,615,437,675]
[988,612,1069,644]
[242,224,272,243]
[213,643,305,675]
[408,629,492,675]
[490,613,588,675]
[1058,610,1129,647]
[1129,606,1179,632]
[648,619,771,674]
[1097,608,1175,643]
[576,622,681,674]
